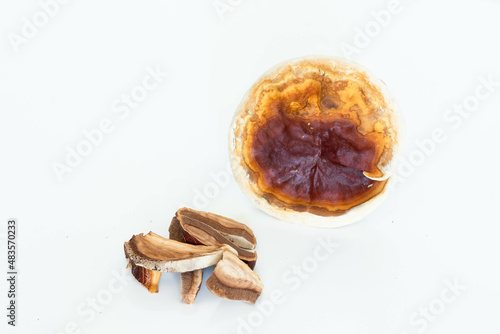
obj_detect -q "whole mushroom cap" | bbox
[229,56,404,228]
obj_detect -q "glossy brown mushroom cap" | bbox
[229,56,403,227]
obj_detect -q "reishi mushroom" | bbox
[229,56,404,227]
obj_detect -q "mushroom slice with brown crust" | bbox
[168,216,185,243]
[180,270,203,304]
[169,217,204,304]
[127,261,162,293]
[176,208,258,269]
[206,251,264,304]
[124,232,236,274]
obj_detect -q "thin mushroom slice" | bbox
[168,216,185,242]
[180,270,203,304]
[124,231,236,273]
[127,261,162,293]
[176,208,258,269]
[169,217,203,304]
[177,208,256,249]
[206,251,264,304]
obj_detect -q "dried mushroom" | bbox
[229,56,404,227]
[169,217,203,304]
[180,270,203,304]
[124,209,263,304]
[128,261,162,293]
[206,251,264,304]
[124,231,236,273]
[176,207,258,269]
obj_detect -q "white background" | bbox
[1,0,500,333]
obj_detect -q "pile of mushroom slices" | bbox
[124,208,263,304]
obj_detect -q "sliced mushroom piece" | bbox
[124,231,236,273]
[177,208,256,249]
[128,261,162,293]
[206,251,264,304]
[180,270,203,304]
[168,216,185,242]
[176,208,258,269]
[169,217,203,304]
